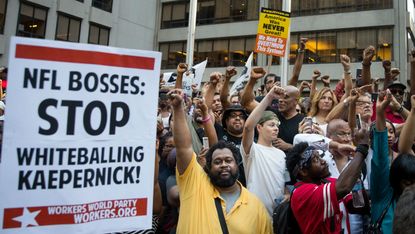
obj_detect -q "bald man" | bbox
[273,85,305,151]
[325,118,368,233]
[325,119,354,175]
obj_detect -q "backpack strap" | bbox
[215,197,229,234]
[372,195,394,229]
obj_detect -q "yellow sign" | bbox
[255,8,291,57]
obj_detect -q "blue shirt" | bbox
[370,128,396,234]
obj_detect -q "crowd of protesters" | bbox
[1,39,415,233]
[151,39,415,234]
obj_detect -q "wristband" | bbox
[355,144,369,158]
[344,71,351,75]
[201,115,211,123]
[297,49,304,53]
[362,61,372,66]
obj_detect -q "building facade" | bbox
[0,0,414,86]
[158,0,415,85]
[0,0,159,66]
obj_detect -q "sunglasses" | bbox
[390,89,404,95]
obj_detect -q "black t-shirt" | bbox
[276,112,304,145]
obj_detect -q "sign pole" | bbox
[280,0,291,87]
[186,0,197,67]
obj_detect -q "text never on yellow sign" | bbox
[255,8,290,57]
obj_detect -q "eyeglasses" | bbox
[229,113,246,119]
[356,100,372,106]
[335,132,352,138]
[390,89,404,95]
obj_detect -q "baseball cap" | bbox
[387,80,406,90]
[258,110,279,125]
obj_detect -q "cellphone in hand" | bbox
[304,117,313,130]
[356,114,362,129]
[202,137,209,148]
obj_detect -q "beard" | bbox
[208,169,239,188]
[227,126,243,136]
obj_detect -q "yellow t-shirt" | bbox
[176,154,272,234]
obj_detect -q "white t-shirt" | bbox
[312,117,328,136]
[240,142,288,215]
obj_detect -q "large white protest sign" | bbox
[0,37,160,233]
[229,52,253,95]
[162,60,207,95]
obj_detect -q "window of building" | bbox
[317,32,336,63]
[289,27,393,64]
[0,0,7,34]
[318,0,336,14]
[230,0,247,21]
[215,0,230,22]
[229,38,245,66]
[88,23,110,45]
[268,0,282,10]
[160,28,392,69]
[212,39,228,67]
[55,13,81,42]
[198,0,215,25]
[92,0,113,13]
[159,42,187,69]
[161,1,188,28]
[356,29,376,60]
[271,0,392,16]
[377,28,392,61]
[159,43,169,68]
[288,34,299,64]
[17,2,48,38]
[337,30,359,62]
[196,40,213,66]
[76,0,84,2]
[247,0,259,20]
[161,0,259,29]
[160,37,257,69]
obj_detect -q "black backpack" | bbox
[272,185,302,234]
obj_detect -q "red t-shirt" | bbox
[371,104,404,124]
[1,79,6,90]
[291,178,351,234]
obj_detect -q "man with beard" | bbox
[169,88,272,234]
[241,84,290,215]
[215,104,248,186]
[286,130,369,234]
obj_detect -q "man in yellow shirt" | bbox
[169,88,272,234]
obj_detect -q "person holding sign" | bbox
[169,88,272,234]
